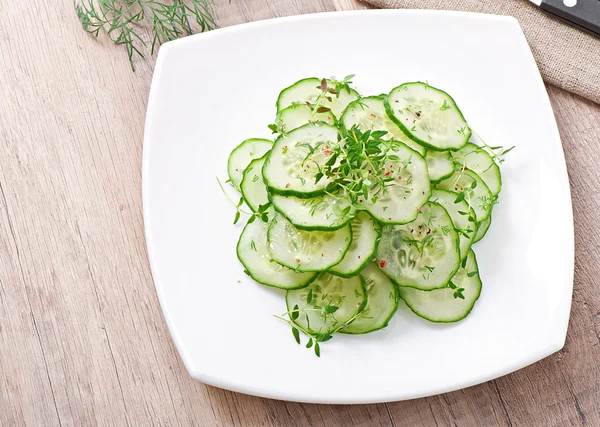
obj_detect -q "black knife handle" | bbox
[540,0,600,38]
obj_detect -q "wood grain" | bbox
[0,0,598,425]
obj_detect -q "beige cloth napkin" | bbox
[362,0,600,104]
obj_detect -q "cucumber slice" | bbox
[425,150,454,182]
[385,82,470,151]
[474,214,492,243]
[240,155,269,212]
[399,250,482,323]
[363,142,431,225]
[451,142,502,196]
[276,77,359,118]
[237,218,317,290]
[270,192,354,231]
[227,138,273,191]
[262,123,340,198]
[376,202,460,290]
[276,103,336,133]
[267,213,352,272]
[340,262,398,334]
[329,212,382,277]
[435,169,493,223]
[430,189,477,260]
[340,95,426,156]
[286,273,367,335]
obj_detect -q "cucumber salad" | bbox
[222,76,513,356]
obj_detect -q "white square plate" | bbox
[143,10,574,404]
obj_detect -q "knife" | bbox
[529,0,600,38]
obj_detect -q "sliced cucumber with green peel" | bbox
[385,82,470,151]
[227,138,273,191]
[240,155,269,212]
[262,123,340,198]
[275,103,336,133]
[340,263,398,334]
[451,142,502,196]
[363,142,431,224]
[399,250,482,323]
[474,215,492,243]
[237,219,317,290]
[341,95,426,156]
[430,189,477,260]
[425,150,454,182]
[435,169,493,223]
[270,192,355,231]
[267,213,352,272]
[376,202,460,290]
[329,212,382,277]
[286,273,367,335]
[224,76,508,352]
[276,78,360,118]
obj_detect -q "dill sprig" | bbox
[75,0,216,70]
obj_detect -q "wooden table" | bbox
[1,0,599,425]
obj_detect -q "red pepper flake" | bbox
[379,260,387,269]
[295,258,301,263]
[384,171,391,177]
[370,114,376,119]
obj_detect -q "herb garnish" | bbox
[76,0,215,70]
[217,177,271,224]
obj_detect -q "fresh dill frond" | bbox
[75,0,216,70]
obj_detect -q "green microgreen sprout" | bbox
[274,291,365,357]
[216,177,271,225]
[448,280,466,299]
